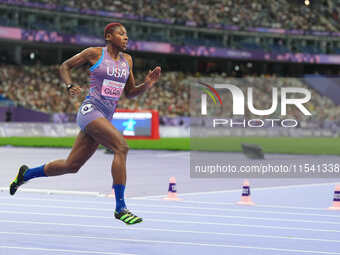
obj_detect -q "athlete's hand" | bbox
[68,85,82,97]
[144,66,161,89]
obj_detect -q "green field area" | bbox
[0,137,189,151]
[0,136,339,155]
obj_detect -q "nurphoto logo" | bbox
[199,82,312,128]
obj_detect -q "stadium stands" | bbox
[1,64,340,127]
[4,0,339,32]
[0,64,190,117]
[1,1,340,128]
[2,0,340,53]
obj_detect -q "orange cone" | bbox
[237,180,255,206]
[328,185,340,210]
[164,177,181,201]
[107,189,115,198]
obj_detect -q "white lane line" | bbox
[0,197,337,218]
[0,202,111,212]
[0,200,340,218]
[0,209,109,219]
[1,231,340,254]
[147,218,340,233]
[0,245,135,255]
[0,203,338,225]
[0,187,102,196]
[1,219,340,244]
[131,182,339,199]
[160,199,329,211]
[0,196,332,212]
[0,210,339,234]
[0,196,113,205]
[123,203,340,218]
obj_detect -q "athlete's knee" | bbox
[120,143,129,154]
[112,142,129,155]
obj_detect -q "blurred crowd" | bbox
[0,64,190,117]
[13,0,340,31]
[1,64,340,128]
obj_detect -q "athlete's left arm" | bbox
[124,53,161,99]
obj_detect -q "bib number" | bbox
[101,79,124,100]
[80,104,94,115]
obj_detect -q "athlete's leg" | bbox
[44,131,99,176]
[85,117,142,224]
[10,131,98,195]
[85,118,128,186]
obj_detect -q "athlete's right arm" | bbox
[59,47,100,95]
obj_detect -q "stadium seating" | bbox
[6,0,340,32]
[1,64,340,126]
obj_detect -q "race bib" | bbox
[101,79,124,99]
[80,103,94,115]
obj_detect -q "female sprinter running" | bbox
[9,22,161,225]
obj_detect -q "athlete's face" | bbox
[107,26,128,51]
